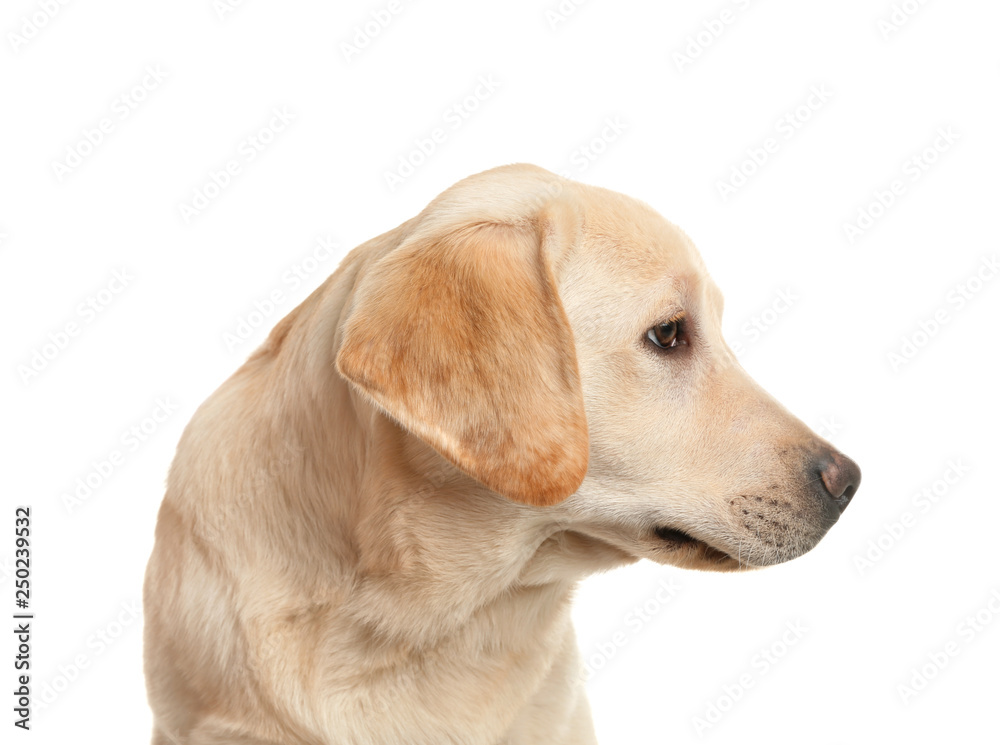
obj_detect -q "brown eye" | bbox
[647,320,682,349]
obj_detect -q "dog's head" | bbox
[337,164,859,571]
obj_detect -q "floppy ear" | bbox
[335,204,587,507]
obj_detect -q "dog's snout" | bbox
[815,451,861,512]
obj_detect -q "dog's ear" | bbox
[336,202,587,507]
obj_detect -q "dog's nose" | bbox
[816,451,861,512]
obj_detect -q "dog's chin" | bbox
[645,524,833,572]
[564,521,814,573]
[642,526,749,572]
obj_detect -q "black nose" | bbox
[816,451,861,512]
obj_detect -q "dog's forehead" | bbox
[568,184,710,297]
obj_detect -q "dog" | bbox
[143,164,860,744]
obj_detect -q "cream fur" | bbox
[143,164,857,744]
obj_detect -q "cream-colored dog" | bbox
[144,164,860,744]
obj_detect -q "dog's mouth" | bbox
[654,526,700,545]
[652,525,745,571]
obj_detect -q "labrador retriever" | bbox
[143,164,860,744]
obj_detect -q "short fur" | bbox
[144,164,858,744]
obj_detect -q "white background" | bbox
[3,0,999,743]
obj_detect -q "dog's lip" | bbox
[654,526,701,546]
[653,525,736,564]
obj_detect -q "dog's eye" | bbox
[647,319,685,350]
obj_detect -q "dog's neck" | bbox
[317,384,591,646]
[236,250,634,652]
[251,363,623,653]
